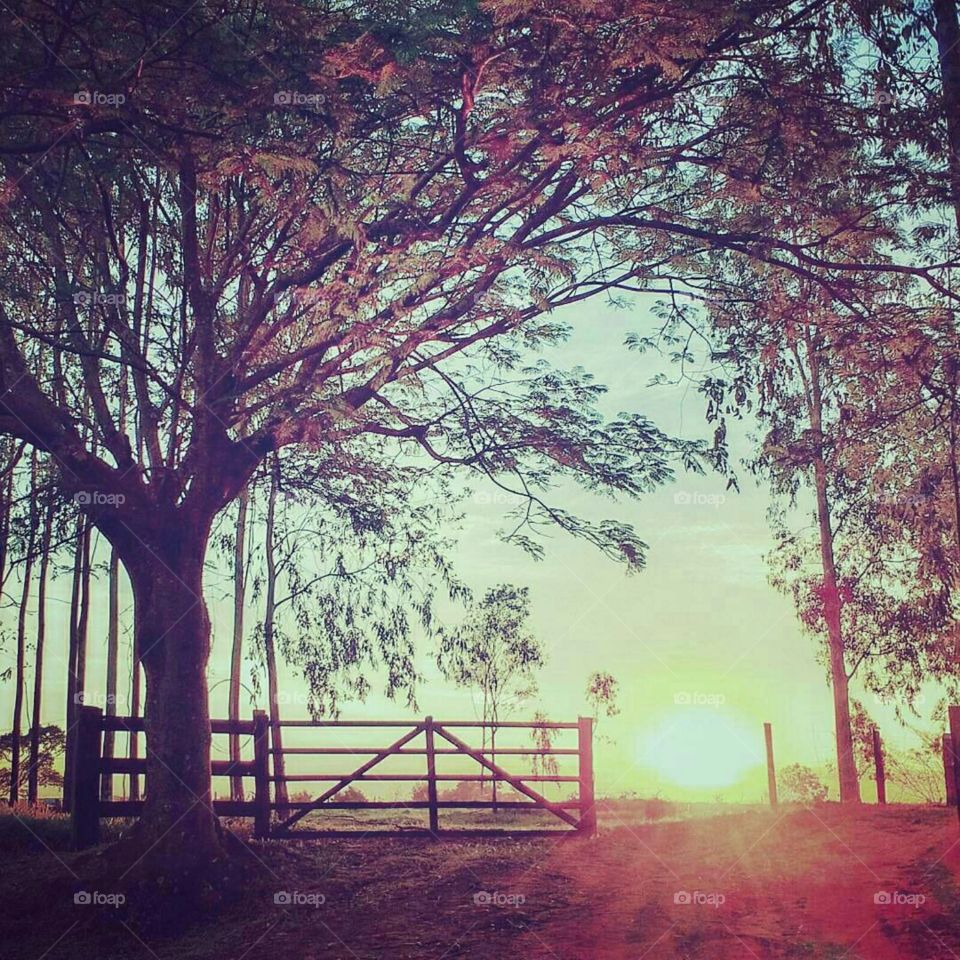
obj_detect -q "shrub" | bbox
[779,763,829,803]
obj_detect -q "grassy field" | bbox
[2,802,959,959]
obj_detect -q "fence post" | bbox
[949,706,960,825]
[944,734,958,806]
[425,716,439,835]
[578,716,597,836]
[71,706,102,849]
[764,722,778,806]
[252,710,270,839]
[872,726,886,804]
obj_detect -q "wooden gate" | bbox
[270,716,595,838]
[70,709,595,846]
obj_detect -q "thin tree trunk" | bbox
[800,329,861,803]
[101,548,120,801]
[0,443,22,595]
[9,452,38,805]
[129,620,142,802]
[263,458,286,808]
[229,487,248,802]
[27,497,53,805]
[62,520,85,812]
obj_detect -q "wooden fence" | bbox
[71,707,596,847]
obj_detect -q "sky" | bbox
[0,294,945,804]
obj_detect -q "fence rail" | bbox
[70,707,596,847]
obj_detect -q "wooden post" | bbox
[949,706,960,824]
[578,716,597,836]
[71,706,102,849]
[872,726,886,805]
[764,722,778,806]
[425,716,439,835]
[252,710,270,839]
[944,734,958,806]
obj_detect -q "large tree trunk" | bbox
[125,522,221,862]
[229,487,248,803]
[801,329,861,803]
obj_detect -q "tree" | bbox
[438,584,544,804]
[0,0,939,866]
[0,726,64,799]
[779,763,829,804]
[8,450,38,805]
[27,489,55,805]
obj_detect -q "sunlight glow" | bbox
[637,709,760,790]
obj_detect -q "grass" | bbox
[2,802,959,959]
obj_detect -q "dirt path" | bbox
[500,806,960,959]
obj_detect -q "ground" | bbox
[2,803,959,959]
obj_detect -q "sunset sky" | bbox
[0,295,937,802]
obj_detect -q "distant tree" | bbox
[335,785,367,804]
[0,726,64,798]
[779,763,829,804]
[439,584,544,803]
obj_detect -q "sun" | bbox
[637,709,760,790]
